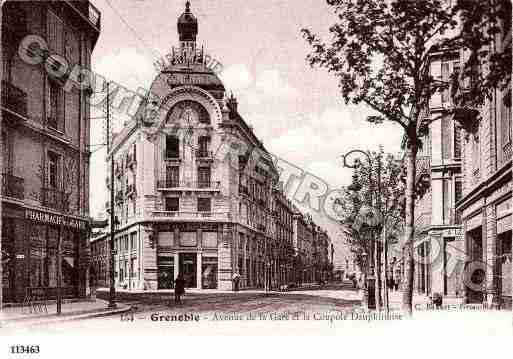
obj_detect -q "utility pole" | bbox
[106,82,116,309]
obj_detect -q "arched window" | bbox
[167,100,210,126]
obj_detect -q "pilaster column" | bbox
[485,205,499,308]
[462,220,469,304]
[174,253,179,280]
[196,252,202,289]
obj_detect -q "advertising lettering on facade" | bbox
[25,209,87,230]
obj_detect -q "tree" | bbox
[338,149,404,311]
[302,0,509,316]
[33,156,79,315]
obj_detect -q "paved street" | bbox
[1,283,367,334]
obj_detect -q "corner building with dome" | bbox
[90,2,304,291]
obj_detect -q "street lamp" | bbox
[342,149,378,311]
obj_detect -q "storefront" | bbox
[2,207,88,303]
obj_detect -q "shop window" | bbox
[201,257,218,289]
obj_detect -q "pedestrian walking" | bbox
[232,272,240,292]
[174,273,185,304]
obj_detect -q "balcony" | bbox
[196,149,213,160]
[157,179,221,192]
[42,188,67,211]
[164,153,181,162]
[450,62,480,131]
[1,174,24,200]
[1,80,28,119]
[65,1,101,31]
[151,211,230,221]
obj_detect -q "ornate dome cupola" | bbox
[177,1,198,44]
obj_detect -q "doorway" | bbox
[179,253,197,288]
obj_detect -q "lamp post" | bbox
[342,150,380,310]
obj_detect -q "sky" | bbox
[89,0,404,269]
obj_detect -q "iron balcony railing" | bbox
[1,80,28,118]
[152,211,230,220]
[42,188,67,211]
[66,1,101,30]
[196,149,213,159]
[1,173,24,200]
[157,179,221,190]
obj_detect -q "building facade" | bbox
[1,0,101,302]
[412,48,465,300]
[411,1,511,308]
[90,3,328,291]
[455,5,512,308]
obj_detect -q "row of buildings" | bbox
[402,1,512,309]
[1,0,101,302]
[89,2,333,292]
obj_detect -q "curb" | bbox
[1,305,131,328]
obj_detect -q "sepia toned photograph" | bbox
[0,0,511,347]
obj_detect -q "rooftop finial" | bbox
[185,1,191,12]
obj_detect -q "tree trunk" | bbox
[374,234,382,311]
[401,142,418,317]
[0,2,4,312]
[56,223,63,315]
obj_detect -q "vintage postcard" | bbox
[0,0,512,351]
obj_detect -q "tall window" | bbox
[198,197,211,213]
[166,135,179,158]
[48,80,63,131]
[442,179,451,225]
[441,117,453,160]
[198,136,210,157]
[454,125,462,159]
[166,165,179,187]
[471,131,480,174]
[501,91,511,147]
[441,61,451,104]
[198,166,211,188]
[47,152,60,189]
[165,197,179,212]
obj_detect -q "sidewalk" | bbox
[0,298,130,327]
[386,290,463,310]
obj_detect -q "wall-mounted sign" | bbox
[25,209,87,230]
